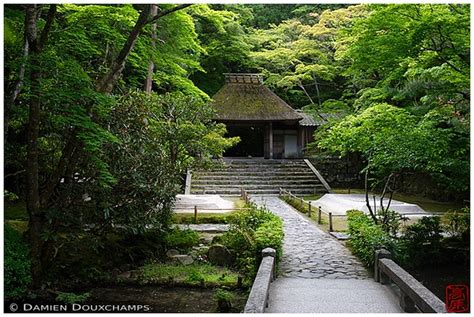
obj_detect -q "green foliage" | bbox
[248,5,367,108]
[377,209,407,237]
[346,210,396,268]
[172,212,232,224]
[164,228,200,251]
[56,91,238,234]
[139,262,238,287]
[214,287,234,301]
[220,204,284,283]
[442,208,470,241]
[4,224,31,299]
[190,5,252,96]
[4,201,28,221]
[56,292,90,304]
[255,218,284,259]
[316,103,469,192]
[4,190,19,201]
[399,216,443,267]
[214,288,234,312]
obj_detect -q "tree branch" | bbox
[365,169,377,223]
[146,4,191,24]
[97,4,191,93]
[38,4,57,50]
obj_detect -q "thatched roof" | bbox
[296,110,345,126]
[212,74,303,122]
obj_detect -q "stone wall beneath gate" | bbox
[307,153,365,189]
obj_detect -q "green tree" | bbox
[249,5,367,109]
[316,103,469,194]
[6,3,194,287]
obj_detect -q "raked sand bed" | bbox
[173,194,235,213]
[311,193,430,217]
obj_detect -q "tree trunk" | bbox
[299,83,314,105]
[96,6,152,93]
[313,76,322,107]
[5,39,29,140]
[25,4,44,288]
[97,4,191,94]
[365,169,377,223]
[24,4,56,288]
[144,4,158,93]
[40,4,192,209]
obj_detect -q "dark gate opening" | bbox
[224,125,264,157]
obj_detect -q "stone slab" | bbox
[329,231,350,240]
[266,278,403,313]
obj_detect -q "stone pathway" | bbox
[251,196,402,313]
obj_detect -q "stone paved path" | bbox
[251,196,402,313]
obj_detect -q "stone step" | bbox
[193,175,318,181]
[190,188,325,195]
[195,171,315,176]
[191,184,325,190]
[220,159,306,165]
[208,163,308,168]
[190,159,329,196]
[192,179,321,185]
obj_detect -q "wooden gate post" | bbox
[329,212,333,232]
[318,206,322,224]
[308,201,312,218]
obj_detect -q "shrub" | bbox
[173,213,231,224]
[214,288,234,313]
[56,292,90,304]
[346,210,395,268]
[163,228,199,251]
[221,203,284,284]
[4,224,32,299]
[443,208,470,243]
[400,216,443,267]
[139,262,238,287]
[255,218,284,260]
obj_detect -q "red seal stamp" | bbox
[446,284,469,313]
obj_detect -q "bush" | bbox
[4,224,31,299]
[139,262,238,287]
[221,204,284,284]
[346,210,396,268]
[400,216,443,267]
[214,288,234,312]
[173,213,231,224]
[443,208,470,243]
[255,218,284,260]
[56,292,90,304]
[163,228,199,251]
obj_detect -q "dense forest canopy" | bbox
[4,3,470,288]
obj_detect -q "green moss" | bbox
[212,83,302,121]
[173,212,233,224]
[138,263,239,287]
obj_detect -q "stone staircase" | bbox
[190,158,329,196]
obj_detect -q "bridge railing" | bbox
[279,188,345,232]
[244,248,276,313]
[374,249,446,313]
